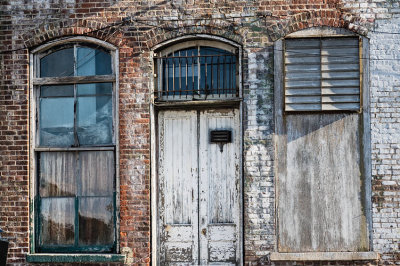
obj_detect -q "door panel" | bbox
[158,109,241,265]
[199,109,240,265]
[158,111,198,264]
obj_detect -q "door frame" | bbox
[150,103,243,265]
[150,34,243,265]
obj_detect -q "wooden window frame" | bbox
[29,37,120,254]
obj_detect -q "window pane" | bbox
[40,97,74,146]
[40,198,75,245]
[162,48,198,96]
[199,47,236,95]
[41,85,74,97]
[77,47,112,76]
[76,95,112,145]
[79,151,114,196]
[39,152,76,197]
[40,48,74,77]
[79,197,114,245]
[77,83,112,96]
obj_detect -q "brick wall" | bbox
[369,16,400,265]
[0,0,399,265]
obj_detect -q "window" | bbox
[154,40,239,101]
[33,41,117,253]
[274,31,371,255]
[284,37,360,111]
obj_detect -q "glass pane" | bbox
[79,197,114,245]
[40,152,76,197]
[40,198,75,245]
[41,85,74,97]
[77,83,112,96]
[167,57,174,95]
[40,48,74,77]
[79,151,114,196]
[76,95,112,145]
[77,47,112,76]
[162,48,199,96]
[40,97,74,146]
[199,47,236,95]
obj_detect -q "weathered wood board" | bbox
[277,113,369,252]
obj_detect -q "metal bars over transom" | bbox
[154,40,239,101]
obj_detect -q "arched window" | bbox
[32,39,117,253]
[154,40,239,101]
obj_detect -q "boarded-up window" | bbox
[275,35,370,253]
[285,37,360,111]
[34,42,116,253]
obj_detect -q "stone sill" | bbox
[270,252,379,261]
[26,253,125,263]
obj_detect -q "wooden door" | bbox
[157,109,241,265]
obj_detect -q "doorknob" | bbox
[201,228,207,236]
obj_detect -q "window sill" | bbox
[154,98,242,108]
[270,252,379,261]
[26,253,125,263]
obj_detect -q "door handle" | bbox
[201,228,207,236]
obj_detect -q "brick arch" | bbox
[22,18,126,49]
[267,10,371,41]
[144,20,244,50]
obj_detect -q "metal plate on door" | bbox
[210,130,232,143]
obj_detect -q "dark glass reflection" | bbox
[40,48,74,77]
[77,83,112,96]
[40,97,74,146]
[161,47,236,97]
[79,197,114,245]
[76,93,112,145]
[39,152,76,197]
[79,151,114,197]
[200,47,236,95]
[77,47,112,76]
[41,85,74,97]
[40,198,75,245]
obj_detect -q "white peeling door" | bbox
[157,109,241,265]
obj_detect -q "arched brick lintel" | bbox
[144,22,244,50]
[22,19,125,50]
[268,10,371,41]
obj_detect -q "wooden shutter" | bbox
[285,37,360,111]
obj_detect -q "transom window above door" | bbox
[154,40,239,101]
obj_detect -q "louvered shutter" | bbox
[285,37,360,111]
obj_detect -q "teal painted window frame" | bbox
[26,253,125,263]
[32,41,118,254]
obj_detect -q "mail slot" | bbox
[210,130,232,143]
